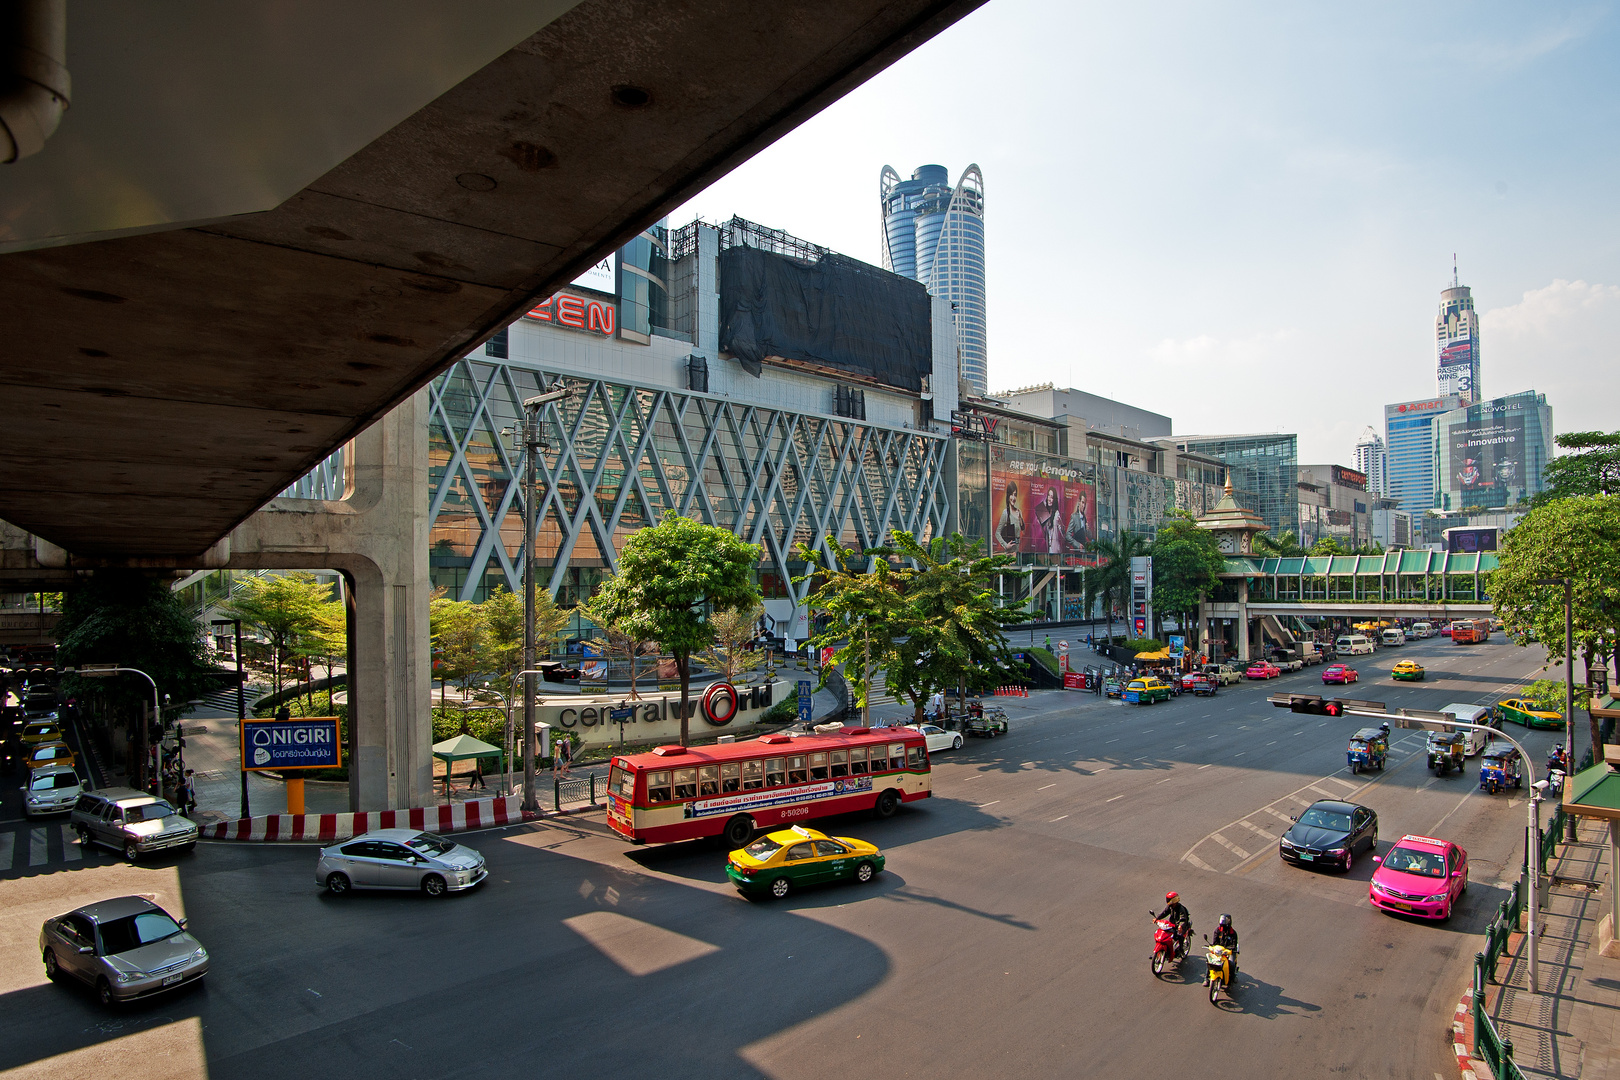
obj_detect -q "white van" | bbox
[1380,628,1406,647]
[1438,703,1496,755]
[1411,622,1433,639]
[1335,634,1374,656]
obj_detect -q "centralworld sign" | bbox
[240,717,342,771]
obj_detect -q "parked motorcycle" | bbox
[1150,912,1189,975]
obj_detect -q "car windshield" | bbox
[123,801,176,823]
[406,833,455,856]
[1297,808,1351,830]
[97,911,183,954]
[1383,846,1446,877]
[29,772,77,790]
[745,836,784,859]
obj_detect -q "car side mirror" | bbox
[78,946,93,955]
[177,918,187,929]
[1452,871,1462,878]
[1372,856,1382,863]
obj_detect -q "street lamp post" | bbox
[512,386,572,814]
[74,664,161,792]
[211,618,249,818]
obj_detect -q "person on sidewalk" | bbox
[468,759,486,790]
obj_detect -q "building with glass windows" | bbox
[1167,433,1299,538]
[1383,396,1463,518]
[1354,428,1385,495]
[1431,391,1554,513]
[1437,277,1482,405]
[1296,464,1375,550]
[880,163,987,396]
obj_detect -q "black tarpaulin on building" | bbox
[718,245,932,392]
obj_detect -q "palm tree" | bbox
[1085,532,1153,644]
[1253,529,1305,557]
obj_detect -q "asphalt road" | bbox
[0,636,1567,1080]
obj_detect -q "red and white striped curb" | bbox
[202,795,529,843]
[1454,990,1479,1080]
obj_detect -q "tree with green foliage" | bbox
[1253,529,1305,557]
[885,531,1026,721]
[429,593,488,703]
[1533,430,1620,505]
[587,511,762,745]
[1085,532,1153,643]
[478,586,570,691]
[1489,495,1620,761]
[291,593,345,713]
[699,602,766,683]
[223,572,339,695]
[579,589,655,699]
[1150,511,1227,648]
[1308,536,1345,556]
[56,571,214,787]
[796,538,911,722]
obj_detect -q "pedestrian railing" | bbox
[553,774,599,812]
[1479,879,1522,983]
[1473,954,1528,1080]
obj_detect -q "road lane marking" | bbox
[1050,815,1069,822]
[60,825,80,862]
[1106,794,1126,802]
[1209,833,1252,859]
[978,801,1001,809]
[1235,819,1272,838]
[1157,776,1175,784]
[1185,853,1218,872]
[1307,784,1341,799]
[1431,791,1476,834]
[1262,806,1293,823]
[1197,763,1214,770]
[1037,783,1056,791]
[1105,738,1120,744]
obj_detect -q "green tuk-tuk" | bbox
[1426,730,1467,776]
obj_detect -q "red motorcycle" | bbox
[1150,913,1189,975]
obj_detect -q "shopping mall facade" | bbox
[289,218,1236,637]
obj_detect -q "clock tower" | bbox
[1197,477,1269,555]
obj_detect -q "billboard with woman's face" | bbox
[992,466,1096,558]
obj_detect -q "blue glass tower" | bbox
[881,163,986,396]
[1383,396,1463,517]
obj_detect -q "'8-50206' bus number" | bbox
[780,807,811,818]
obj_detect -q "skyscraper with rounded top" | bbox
[1436,270,1481,405]
[880,163,986,396]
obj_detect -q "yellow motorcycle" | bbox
[1203,935,1234,1004]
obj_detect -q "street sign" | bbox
[241,716,341,771]
[797,680,813,724]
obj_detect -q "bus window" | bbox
[673,768,697,799]
[787,755,808,784]
[647,771,672,803]
[849,747,868,775]
[742,760,764,790]
[830,750,848,778]
[765,758,785,786]
[809,752,829,781]
[610,766,635,800]
[698,766,720,797]
[908,745,925,769]
[721,763,741,792]
[888,743,907,770]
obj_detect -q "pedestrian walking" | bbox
[181,769,197,816]
[556,736,572,777]
[468,758,487,790]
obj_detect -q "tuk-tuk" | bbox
[1480,744,1523,794]
[1426,730,1467,776]
[1347,727,1388,774]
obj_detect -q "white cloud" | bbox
[1482,280,1620,435]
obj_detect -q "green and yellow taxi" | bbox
[726,825,885,900]
[22,722,63,746]
[1391,660,1426,682]
[1125,677,1174,705]
[1497,698,1563,730]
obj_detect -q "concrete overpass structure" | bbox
[0,0,986,809]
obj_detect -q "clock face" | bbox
[1217,533,1237,554]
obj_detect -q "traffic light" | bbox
[1271,693,1344,716]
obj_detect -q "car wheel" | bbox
[43,950,59,981]
[97,978,116,1007]
[421,874,448,897]
[722,815,755,849]
[73,825,90,847]
[769,876,791,900]
[1342,848,1353,873]
[124,841,140,863]
[325,871,351,895]
[952,735,963,750]
[854,860,876,884]
[874,789,900,819]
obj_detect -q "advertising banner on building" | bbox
[1438,339,1476,400]
[1449,413,1526,495]
[991,466,1096,559]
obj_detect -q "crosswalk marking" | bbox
[1209,833,1252,859]
[61,825,81,862]
[30,828,48,866]
[0,831,11,869]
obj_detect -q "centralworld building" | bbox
[880,164,987,397]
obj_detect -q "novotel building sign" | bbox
[240,717,342,771]
[525,292,615,337]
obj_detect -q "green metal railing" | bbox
[1473,954,1528,1080]
[1479,879,1522,982]
[554,774,598,811]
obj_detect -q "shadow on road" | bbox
[1224,972,1324,1020]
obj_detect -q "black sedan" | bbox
[1278,800,1378,872]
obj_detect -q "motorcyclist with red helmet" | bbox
[1155,891,1192,954]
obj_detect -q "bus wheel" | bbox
[722,815,755,849]
[874,789,900,819]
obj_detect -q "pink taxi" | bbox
[1369,834,1468,920]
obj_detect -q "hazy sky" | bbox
[675,1,1620,465]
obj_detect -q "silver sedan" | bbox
[316,828,487,897]
[40,896,208,1006]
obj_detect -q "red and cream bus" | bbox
[604,725,932,846]
[1451,618,1491,645]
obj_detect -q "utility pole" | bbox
[514,386,572,813]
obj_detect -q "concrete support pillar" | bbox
[228,390,432,812]
[1237,578,1252,662]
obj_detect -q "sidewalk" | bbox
[1462,830,1620,1079]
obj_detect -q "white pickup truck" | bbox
[1201,663,1243,685]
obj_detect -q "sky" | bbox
[674,0,1620,465]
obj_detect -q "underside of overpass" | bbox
[0,0,984,564]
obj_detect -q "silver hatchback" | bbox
[316,829,487,897]
[40,895,208,1006]
[23,764,83,817]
